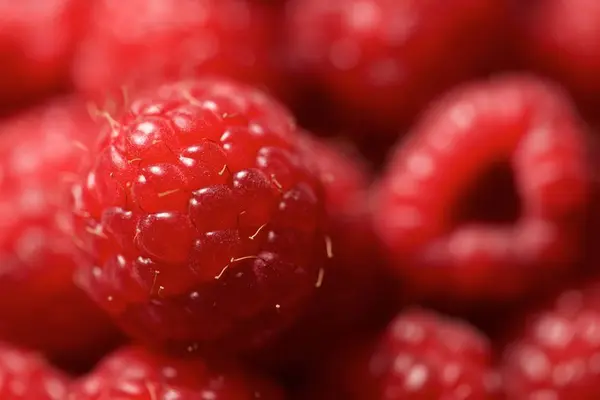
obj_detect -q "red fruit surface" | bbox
[502,279,600,398]
[0,99,120,363]
[286,0,508,133]
[69,346,285,400]
[73,0,282,103]
[256,134,391,370]
[518,0,600,112]
[373,75,592,305]
[0,0,89,108]
[307,308,501,399]
[0,343,70,400]
[71,78,328,354]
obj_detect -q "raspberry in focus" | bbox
[71,78,328,354]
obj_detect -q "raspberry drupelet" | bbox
[373,75,593,306]
[69,346,285,400]
[71,78,328,354]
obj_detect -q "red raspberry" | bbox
[0,99,120,364]
[373,75,592,305]
[0,343,70,400]
[306,308,501,399]
[502,278,600,398]
[0,0,89,109]
[286,0,508,133]
[72,78,327,354]
[256,133,391,370]
[73,0,282,103]
[70,346,285,399]
[518,0,600,113]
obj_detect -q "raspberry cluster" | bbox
[0,0,599,399]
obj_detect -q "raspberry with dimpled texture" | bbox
[286,0,508,133]
[69,345,285,400]
[373,75,592,306]
[72,77,327,354]
[0,342,69,400]
[306,308,502,399]
[502,278,600,399]
[73,0,283,103]
[0,98,120,364]
[255,133,392,371]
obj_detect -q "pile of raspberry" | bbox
[1,1,600,399]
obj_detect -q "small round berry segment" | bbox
[308,308,501,399]
[502,279,600,398]
[374,75,592,304]
[72,78,327,353]
[70,346,285,399]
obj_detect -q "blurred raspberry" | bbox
[0,0,89,109]
[73,0,284,104]
[0,98,121,365]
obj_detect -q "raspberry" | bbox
[286,0,508,133]
[72,78,327,354]
[0,98,120,364]
[70,346,285,399]
[306,308,501,399]
[373,75,592,305]
[518,0,600,113]
[73,0,283,103]
[0,0,89,109]
[502,279,600,398]
[0,342,70,400]
[256,133,391,370]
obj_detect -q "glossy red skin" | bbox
[73,0,283,103]
[518,0,600,113]
[0,99,120,363]
[69,346,285,400]
[72,78,327,354]
[286,0,509,133]
[502,279,600,398]
[0,343,70,400]
[307,308,502,400]
[0,0,89,108]
[374,75,592,305]
[255,134,392,371]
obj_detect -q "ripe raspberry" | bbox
[0,343,70,400]
[70,346,285,400]
[502,279,600,398]
[306,308,501,399]
[373,75,592,305]
[0,0,89,109]
[518,0,600,113]
[286,0,508,133]
[73,0,282,103]
[256,133,391,370]
[0,99,120,364]
[72,78,327,354]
